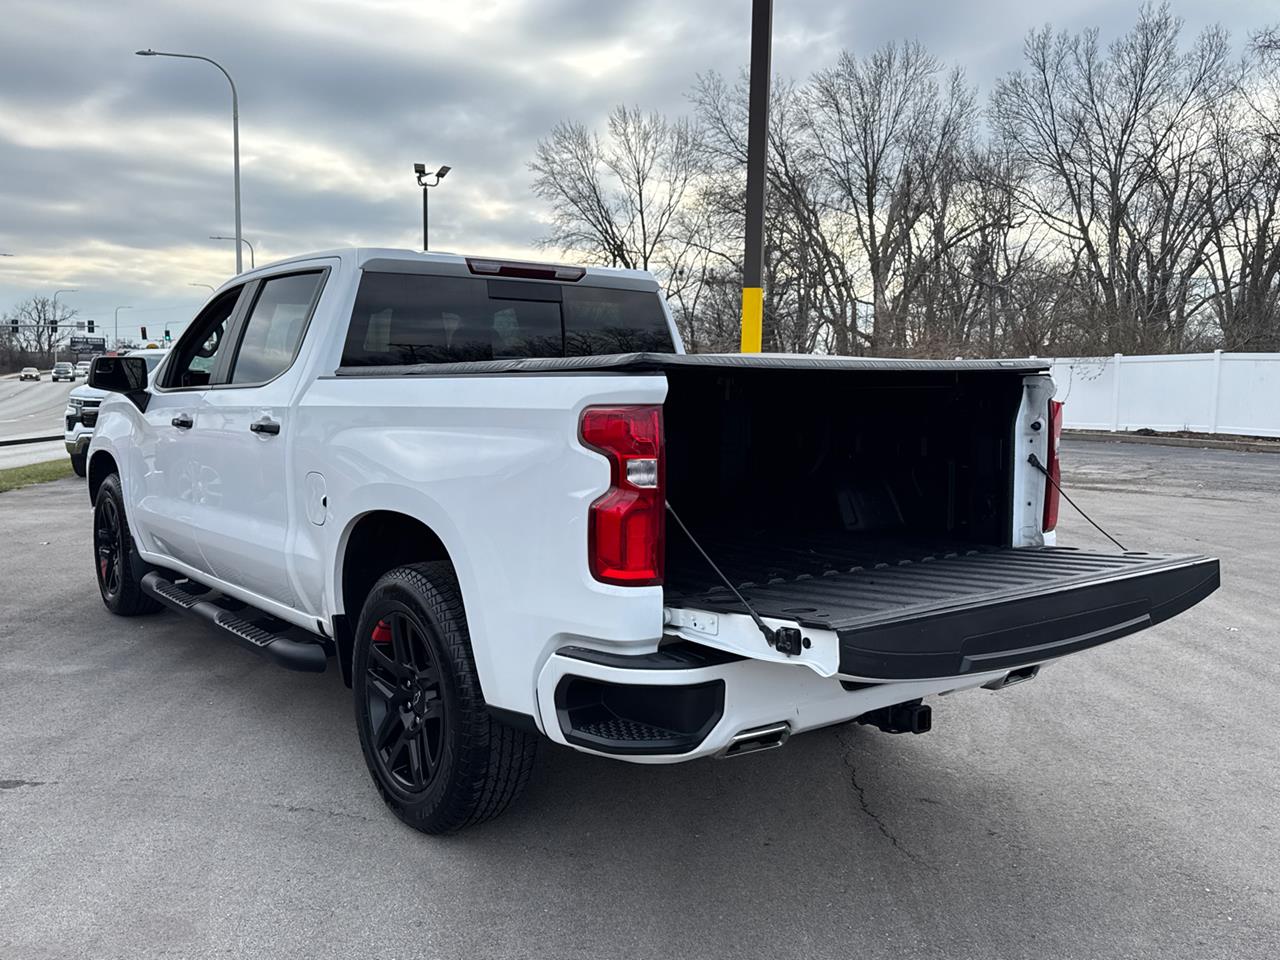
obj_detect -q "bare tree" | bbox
[1204,27,1280,350]
[807,41,993,353]
[688,71,861,353]
[530,6,1278,359]
[992,4,1235,352]
[529,105,698,278]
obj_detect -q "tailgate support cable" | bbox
[1027,453,1127,551]
[665,502,806,656]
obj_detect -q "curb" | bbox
[1064,430,1280,455]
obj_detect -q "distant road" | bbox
[0,374,77,443]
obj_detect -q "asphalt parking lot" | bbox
[1,439,1277,959]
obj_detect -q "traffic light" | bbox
[87,319,95,333]
[164,328,172,344]
[140,325,148,340]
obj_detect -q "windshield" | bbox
[341,272,675,366]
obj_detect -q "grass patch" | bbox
[0,458,75,494]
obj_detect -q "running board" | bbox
[141,572,327,673]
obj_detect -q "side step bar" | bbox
[141,572,327,673]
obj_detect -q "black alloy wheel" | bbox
[363,607,447,794]
[352,562,538,833]
[92,473,161,616]
[94,491,125,602]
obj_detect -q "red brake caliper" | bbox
[371,619,392,644]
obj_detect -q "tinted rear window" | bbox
[341,272,674,366]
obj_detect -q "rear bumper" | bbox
[534,643,1013,763]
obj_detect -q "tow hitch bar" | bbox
[857,699,932,735]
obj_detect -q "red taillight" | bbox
[580,405,665,586]
[1042,399,1063,533]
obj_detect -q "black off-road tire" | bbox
[70,452,87,477]
[353,562,538,834]
[93,473,162,616]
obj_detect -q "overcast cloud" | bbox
[0,0,1274,336]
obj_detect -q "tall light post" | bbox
[136,48,243,274]
[209,235,254,269]
[114,306,133,350]
[413,163,451,251]
[189,282,216,292]
[53,289,77,362]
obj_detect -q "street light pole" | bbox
[739,0,772,353]
[189,282,216,292]
[114,306,133,350]
[136,49,242,274]
[209,235,254,269]
[52,289,77,363]
[413,164,451,251]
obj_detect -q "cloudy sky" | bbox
[1,0,1274,339]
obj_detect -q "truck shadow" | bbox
[288,665,1209,958]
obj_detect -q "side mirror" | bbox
[89,356,151,411]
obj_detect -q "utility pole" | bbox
[739,0,773,353]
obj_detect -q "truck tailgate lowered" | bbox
[665,545,1219,681]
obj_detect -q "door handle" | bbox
[171,414,193,429]
[249,417,281,436]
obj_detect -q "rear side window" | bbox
[229,272,323,384]
[341,272,674,366]
[562,286,674,356]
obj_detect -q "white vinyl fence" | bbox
[1047,352,1280,439]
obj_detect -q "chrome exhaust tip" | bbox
[983,664,1041,690]
[716,721,791,759]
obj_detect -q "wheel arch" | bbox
[334,510,458,687]
[87,449,119,505]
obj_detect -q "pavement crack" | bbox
[267,800,379,823]
[0,778,48,790]
[836,732,921,864]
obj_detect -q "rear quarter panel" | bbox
[292,371,670,718]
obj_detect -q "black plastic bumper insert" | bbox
[554,672,724,756]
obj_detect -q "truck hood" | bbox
[67,382,108,402]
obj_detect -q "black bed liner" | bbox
[664,538,1219,681]
[334,351,1051,378]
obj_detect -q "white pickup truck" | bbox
[86,248,1219,833]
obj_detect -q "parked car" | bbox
[74,360,92,378]
[84,248,1220,834]
[51,361,75,382]
[19,367,40,381]
[64,349,169,477]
